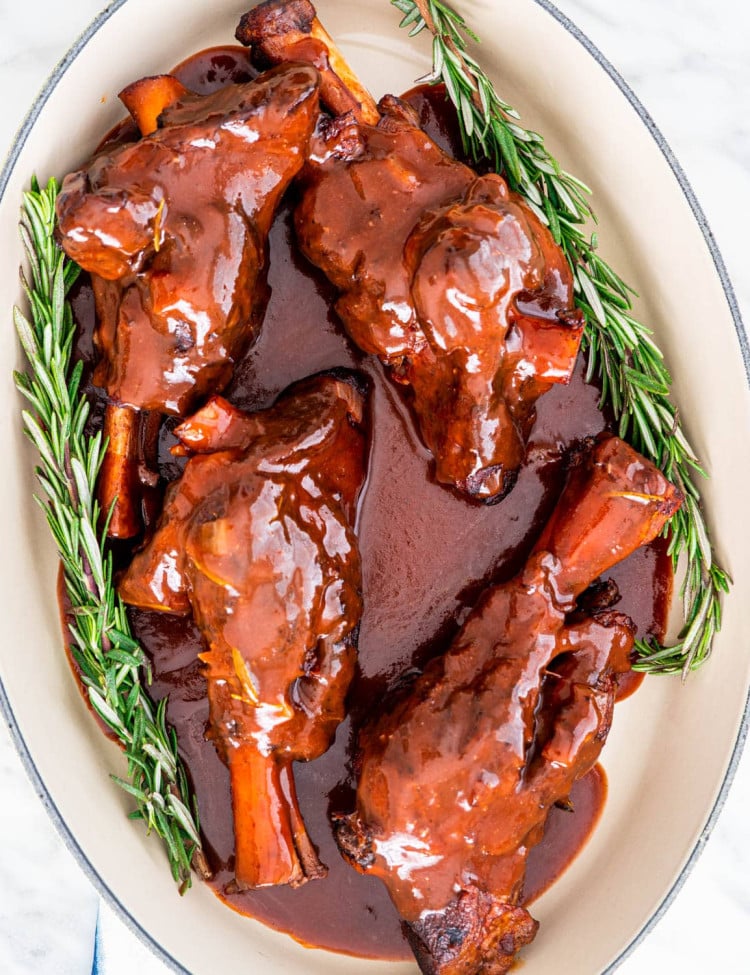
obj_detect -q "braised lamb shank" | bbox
[56,63,320,534]
[238,0,585,502]
[119,374,368,889]
[334,437,682,974]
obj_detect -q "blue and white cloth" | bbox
[92,902,171,975]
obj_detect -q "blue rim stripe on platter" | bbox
[0,2,748,973]
[92,903,102,975]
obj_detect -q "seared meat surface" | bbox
[296,106,584,502]
[57,63,320,536]
[57,64,320,415]
[335,437,682,974]
[120,374,368,890]
[239,0,585,501]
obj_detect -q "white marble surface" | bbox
[0,0,748,972]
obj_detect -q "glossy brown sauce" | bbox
[67,46,671,959]
[523,764,608,904]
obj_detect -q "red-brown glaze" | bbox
[95,47,258,152]
[120,377,368,891]
[62,46,673,960]
[523,764,607,904]
[122,199,672,958]
[335,438,681,974]
[236,4,380,125]
[172,46,258,93]
[238,1,587,501]
[293,96,585,501]
[57,62,319,415]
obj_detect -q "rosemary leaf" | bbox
[392,0,729,675]
[14,177,203,889]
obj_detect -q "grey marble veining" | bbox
[558,2,750,973]
[0,731,97,974]
[0,1,748,972]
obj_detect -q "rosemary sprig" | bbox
[14,176,205,891]
[392,0,730,675]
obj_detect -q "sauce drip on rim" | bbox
[64,45,672,960]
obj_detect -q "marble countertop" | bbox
[1,1,748,972]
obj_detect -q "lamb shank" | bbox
[334,436,682,974]
[119,373,368,889]
[238,0,585,502]
[57,62,320,534]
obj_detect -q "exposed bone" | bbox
[98,79,190,538]
[119,75,189,136]
[99,403,142,539]
[337,436,682,974]
[120,376,366,890]
[229,746,325,889]
[172,395,263,454]
[236,0,380,124]
[532,436,683,596]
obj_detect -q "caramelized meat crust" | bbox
[238,2,585,501]
[237,0,379,123]
[405,888,539,975]
[57,64,320,414]
[335,437,681,974]
[292,97,585,501]
[62,4,683,962]
[120,374,368,889]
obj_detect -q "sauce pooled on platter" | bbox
[64,45,672,960]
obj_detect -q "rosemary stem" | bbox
[14,177,205,889]
[391,0,729,675]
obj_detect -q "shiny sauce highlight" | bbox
[67,46,671,960]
